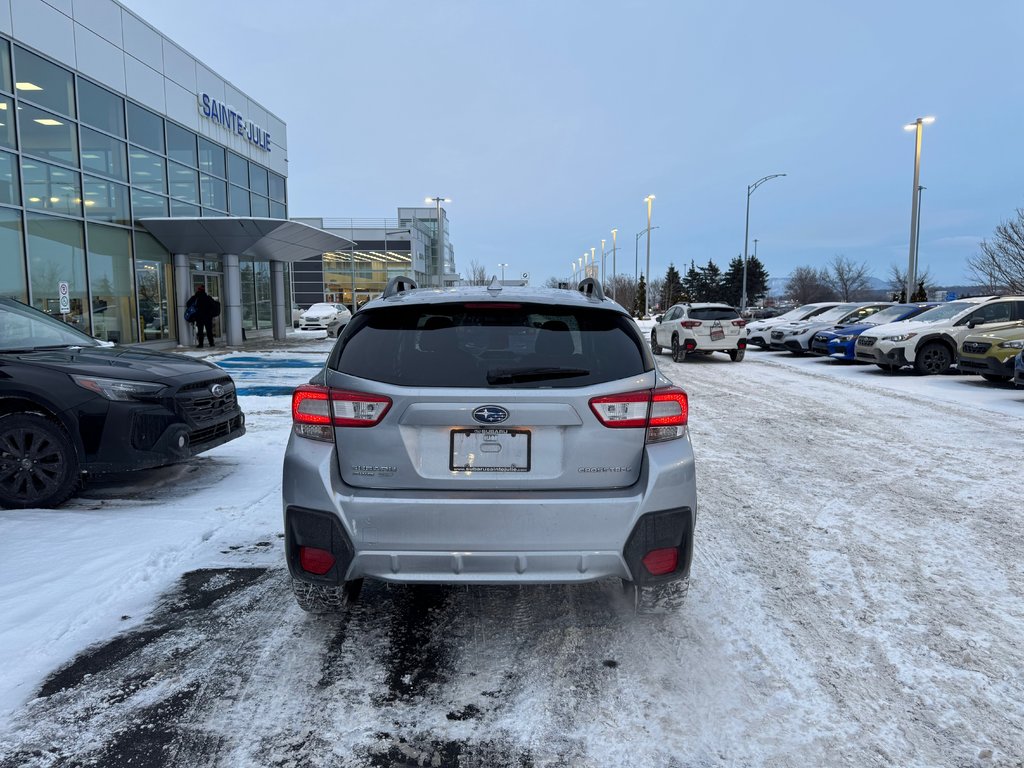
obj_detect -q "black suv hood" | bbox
[0,346,223,383]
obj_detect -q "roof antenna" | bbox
[383,275,418,298]
[577,277,604,301]
[487,275,503,294]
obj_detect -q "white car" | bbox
[745,302,840,348]
[651,303,747,362]
[855,295,1024,374]
[768,302,892,355]
[298,302,352,337]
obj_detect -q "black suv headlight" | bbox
[71,375,167,401]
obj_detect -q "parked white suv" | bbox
[745,302,840,348]
[768,302,891,355]
[651,303,746,362]
[855,296,1024,374]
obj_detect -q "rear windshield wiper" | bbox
[486,366,590,385]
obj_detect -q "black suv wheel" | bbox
[914,342,952,375]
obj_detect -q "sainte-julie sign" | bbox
[197,93,272,152]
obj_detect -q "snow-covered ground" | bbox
[1,339,1022,767]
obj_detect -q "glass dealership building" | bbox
[0,0,346,347]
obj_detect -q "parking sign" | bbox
[58,281,70,314]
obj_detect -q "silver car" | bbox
[282,277,696,614]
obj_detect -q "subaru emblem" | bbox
[473,405,509,424]
[210,383,226,397]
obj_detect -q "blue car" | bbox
[810,303,938,360]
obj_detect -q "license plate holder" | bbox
[710,322,725,341]
[450,429,531,472]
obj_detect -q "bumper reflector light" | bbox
[299,546,336,575]
[642,547,679,576]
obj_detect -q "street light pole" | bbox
[742,174,786,312]
[424,196,451,287]
[600,239,606,288]
[904,117,934,300]
[590,247,596,280]
[643,195,655,317]
[610,228,618,300]
[498,262,508,282]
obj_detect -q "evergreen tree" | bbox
[721,255,769,307]
[682,260,702,301]
[698,259,723,302]
[660,263,683,308]
[633,274,647,317]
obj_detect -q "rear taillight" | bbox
[680,320,702,328]
[588,387,688,443]
[329,389,393,427]
[291,385,392,441]
[732,319,747,327]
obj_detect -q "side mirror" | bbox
[968,318,984,329]
[655,315,664,323]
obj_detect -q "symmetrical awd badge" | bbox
[472,405,509,424]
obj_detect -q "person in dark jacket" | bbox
[185,284,220,348]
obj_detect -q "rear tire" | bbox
[729,348,745,362]
[0,413,79,509]
[981,373,1012,383]
[650,331,662,355]
[292,577,363,613]
[913,342,952,375]
[671,337,687,363]
[625,578,690,615]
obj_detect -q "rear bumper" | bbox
[282,431,697,585]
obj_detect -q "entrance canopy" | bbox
[138,217,353,261]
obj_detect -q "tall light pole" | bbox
[610,228,618,300]
[600,239,606,287]
[742,174,785,312]
[904,116,934,300]
[643,194,655,317]
[497,262,508,282]
[590,247,596,279]
[424,196,451,287]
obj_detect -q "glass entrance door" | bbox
[191,272,222,339]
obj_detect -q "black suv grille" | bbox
[176,378,239,425]
[962,341,991,354]
[858,336,877,348]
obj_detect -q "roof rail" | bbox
[577,277,604,301]
[382,275,418,298]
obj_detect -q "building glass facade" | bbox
[0,33,288,343]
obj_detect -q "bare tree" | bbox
[822,254,871,301]
[607,274,637,311]
[785,266,835,304]
[466,259,488,286]
[967,209,1024,292]
[887,263,935,298]
[647,277,664,312]
[543,276,566,288]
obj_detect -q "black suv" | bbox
[0,298,245,509]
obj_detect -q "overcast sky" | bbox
[123,0,1024,287]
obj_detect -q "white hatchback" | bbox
[651,303,747,362]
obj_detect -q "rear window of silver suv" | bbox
[328,302,652,387]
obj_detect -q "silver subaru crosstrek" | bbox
[282,277,697,614]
